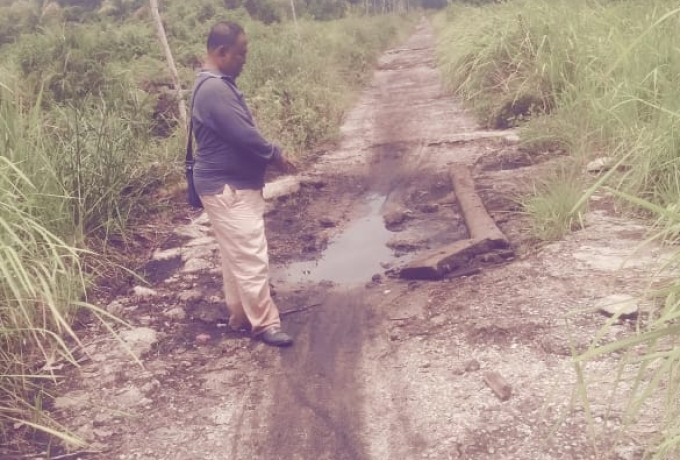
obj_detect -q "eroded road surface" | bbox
[47,21,669,460]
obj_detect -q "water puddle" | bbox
[275,194,399,285]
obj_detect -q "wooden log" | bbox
[483,371,512,401]
[450,164,509,249]
[400,238,491,280]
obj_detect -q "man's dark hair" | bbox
[207,21,244,52]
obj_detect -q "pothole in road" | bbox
[273,194,407,285]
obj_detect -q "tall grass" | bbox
[1,79,91,448]
[436,1,680,457]
[521,163,586,241]
[435,0,680,207]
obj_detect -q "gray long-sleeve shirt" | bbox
[191,71,281,194]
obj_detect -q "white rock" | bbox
[174,224,208,239]
[54,390,90,410]
[185,236,217,247]
[596,294,639,319]
[114,387,152,408]
[263,175,301,201]
[152,247,182,261]
[179,289,203,302]
[504,132,520,143]
[614,444,642,460]
[106,300,126,316]
[119,327,158,358]
[165,307,186,321]
[193,212,211,226]
[182,258,213,273]
[133,286,158,298]
[587,157,615,173]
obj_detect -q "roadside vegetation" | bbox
[0,0,419,453]
[435,0,680,457]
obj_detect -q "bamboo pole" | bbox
[289,0,301,42]
[149,0,188,133]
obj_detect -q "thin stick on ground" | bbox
[280,303,322,316]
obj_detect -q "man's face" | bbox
[218,33,248,78]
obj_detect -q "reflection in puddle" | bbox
[275,194,398,285]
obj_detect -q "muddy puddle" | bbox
[273,194,408,286]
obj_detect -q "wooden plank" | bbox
[400,238,488,280]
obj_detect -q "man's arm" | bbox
[197,78,282,163]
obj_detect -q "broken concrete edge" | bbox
[449,164,509,249]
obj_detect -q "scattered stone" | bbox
[75,422,96,442]
[193,213,210,226]
[464,359,481,373]
[106,300,126,316]
[430,315,446,327]
[504,132,520,143]
[152,247,182,261]
[138,316,152,327]
[478,253,503,264]
[54,390,90,410]
[93,412,114,427]
[371,274,383,283]
[94,428,115,439]
[165,307,186,321]
[263,175,300,201]
[179,289,203,303]
[192,303,228,323]
[182,257,213,273]
[119,327,158,358]
[384,209,412,229]
[115,386,152,408]
[186,236,217,247]
[587,157,615,173]
[483,371,512,401]
[319,217,337,228]
[596,294,639,319]
[174,224,208,240]
[387,239,427,252]
[415,203,439,214]
[614,444,643,460]
[133,286,158,298]
[299,175,326,189]
[140,380,161,396]
[196,333,212,343]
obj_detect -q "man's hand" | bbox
[274,154,299,174]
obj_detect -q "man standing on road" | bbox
[190,21,296,347]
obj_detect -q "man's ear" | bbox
[217,45,231,57]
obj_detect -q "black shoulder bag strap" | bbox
[185,74,219,170]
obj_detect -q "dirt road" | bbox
[44,21,670,460]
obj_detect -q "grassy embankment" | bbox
[435,1,680,458]
[0,0,415,450]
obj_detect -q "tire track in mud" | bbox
[260,20,465,459]
[263,291,371,460]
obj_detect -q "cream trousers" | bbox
[201,185,281,335]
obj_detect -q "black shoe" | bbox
[260,328,293,347]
